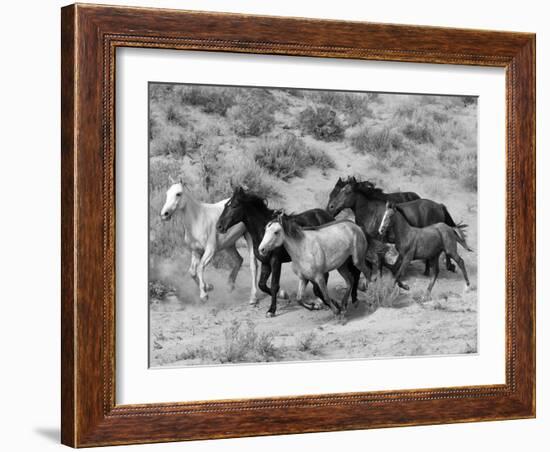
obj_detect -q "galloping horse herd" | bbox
[160,176,472,319]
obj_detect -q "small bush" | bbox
[298,106,344,141]
[218,159,280,201]
[166,105,185,126]
[365,276,400,308]
[400,120,434,144]
[256,332,279,361]
[179,86,237,116]
[216,320,280,363]
[254,133,335,180]
[228,97,274,137]
[296,331,320,354]
[350,126,404,158]
[149,280,176,301]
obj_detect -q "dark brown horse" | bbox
[379,202,472,298]
[328,177,420,205]
[327,177,468,275]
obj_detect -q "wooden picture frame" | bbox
[61,3,535,447]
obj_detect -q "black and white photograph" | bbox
[148,83,478,367]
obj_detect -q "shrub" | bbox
[350,126,403,158]
[216,320,279,363]
[228,102,274,137]
[254,133,335,180]
[216,159,280,201]
[298,105,344,141]
[296,331,320,354]
[179,86,237,116]
[166,105,185,126]
[149,280,176,301]
[149,124,214,158]
[400,120,434,144]
[365,276,400,308]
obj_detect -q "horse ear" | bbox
[168,175,176,185]
[179,177,184,186]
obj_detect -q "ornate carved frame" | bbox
[61,4,535,447]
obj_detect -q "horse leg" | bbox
[349,262,360,306]
[445,253,456,272]
[450,252,471,291]
[312,274,330,310]
[244,232,259,304]
[295,277,317,311]
[266,257,282,317]
[196,245,215,302]
[188,250,201,287]
[336,265,354,317]
[425,255,440,300]
[393,252,414,291]
[351,252,372,292]
[225,246,243,292]
[424,260,430,276]
[314,274,340,316]
[258,262,272,297]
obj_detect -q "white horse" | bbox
[160,181,259,304]
[258,215,371,317]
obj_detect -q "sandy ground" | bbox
[150,140,478,367]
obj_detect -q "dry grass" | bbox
[254,133,335,180]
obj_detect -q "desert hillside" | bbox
[148,84,478,367]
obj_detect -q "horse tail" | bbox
[441,204,457,227]
[453,223,473,252]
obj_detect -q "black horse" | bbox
[328,177,420,206]
[327,177,467,275]
[217,187,359,317]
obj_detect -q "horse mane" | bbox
[353,181,389,201]
[235,190,271,214]
[280,215,304,240]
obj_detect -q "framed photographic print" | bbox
[61,3,536,447]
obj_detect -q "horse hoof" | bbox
[249,299,259,306]
[266,311,276,318]
[464,284,471,293]
[447,266,456,273]
[200,294,209,302]
[228,283,236,292]
[400,283,410,291]
[358,280,367,292]
[206,283,214,292]
[424,292,432,302]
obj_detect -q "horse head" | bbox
[378,201,397,236]
[217,186,246,233]
[259,216,285,257]
[326,177,358,215]
[160,179,186,221]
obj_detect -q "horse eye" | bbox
[176,193,181,197]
